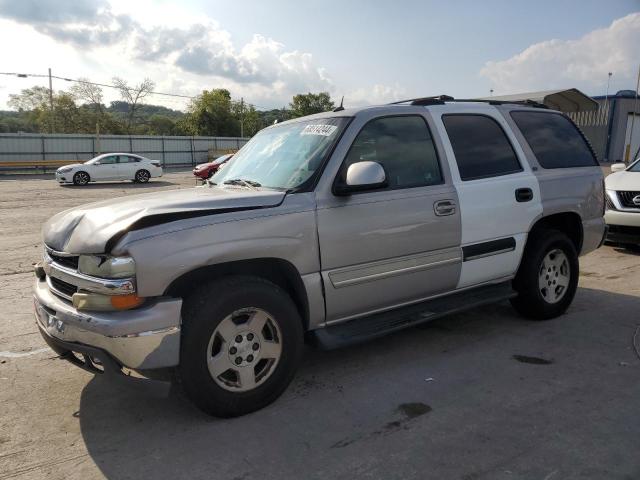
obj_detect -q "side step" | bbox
[312,281,517,349]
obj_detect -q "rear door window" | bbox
[510,111,598,168]
[442,114,522,181]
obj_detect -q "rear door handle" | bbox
[434,200,456,216]
[515,188,533,202]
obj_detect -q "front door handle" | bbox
[434,200,456,216]
[515,188,533,202]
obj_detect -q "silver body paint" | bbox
[35,103,605,371]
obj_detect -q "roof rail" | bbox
[389,95,453,106]
[389,95,548,109]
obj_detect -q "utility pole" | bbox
[48,67,54,133]
[240,97,244,138]
[604,72,613,162]
[625,64,640,164]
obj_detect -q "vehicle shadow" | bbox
[60,180,180,189]
[77,287,640,480]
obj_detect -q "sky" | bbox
[0,0,639,111]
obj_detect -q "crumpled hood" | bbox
[43,186,286,254]
[605,171,640,191]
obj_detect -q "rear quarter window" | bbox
[510,111,598,168]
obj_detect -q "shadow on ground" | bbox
[77,287,640,480]
[59,180,181,189]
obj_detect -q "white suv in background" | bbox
[55,153,163,185]
[605,157,640,245]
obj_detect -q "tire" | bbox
[510,229,579,320]
[134,169,150,183]
[73,171,90,186]
[177,276,304,417]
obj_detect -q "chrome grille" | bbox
[48,276,77,300]
[605,195,616,210]
[46,250,79,270]
[617,191,640,209]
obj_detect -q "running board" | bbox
[312,281,516,349]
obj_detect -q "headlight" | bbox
[58,167,73,173]
[78,255,135,279]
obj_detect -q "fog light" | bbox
[73,292,144,311]
[34,263,45,280]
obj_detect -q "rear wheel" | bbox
[73,171,90,186]
[177,276,303,417]
[134,169,150,183]
[510,229,579,320]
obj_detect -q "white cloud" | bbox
[345,84,407,107]
[0,0,404,110]
[480,12,640,94]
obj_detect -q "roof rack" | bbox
[389,95,548,109]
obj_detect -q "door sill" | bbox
[311,281,516,349]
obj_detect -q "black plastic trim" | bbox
[462,237,516,261]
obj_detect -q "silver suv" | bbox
[34,96,606,417]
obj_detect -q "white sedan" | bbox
[605,157,640,245]
[55,153,163,186]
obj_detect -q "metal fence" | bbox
[568,104,609,162]
[0,133,250,170]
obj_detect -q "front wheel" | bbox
[510,229,579,320]
[134,169,150,183]
[73,171,90,186]
[177,276,303,417]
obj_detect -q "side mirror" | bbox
[611,162,626,173]
[93,161,101,165]
[335,161,387,195]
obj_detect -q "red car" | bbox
[192,154,232,180]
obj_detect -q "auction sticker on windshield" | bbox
[301,124,338,136]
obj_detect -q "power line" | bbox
[0,70,270,110]
[0,71,194,99]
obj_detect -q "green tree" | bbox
[181,89,239,136]
[145,114,176,135]
[231,100,263,137]
[7,86,50,111]
[289,92,334,118]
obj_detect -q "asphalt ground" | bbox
[0,170,639,480]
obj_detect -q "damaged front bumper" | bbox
[34,277,182,372]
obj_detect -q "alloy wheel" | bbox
[206,308,282,392]
[538,248,570,304]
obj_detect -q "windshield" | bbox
[629,158,640,172]
[211,117,349,190]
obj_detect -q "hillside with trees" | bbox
[0,79,337,137]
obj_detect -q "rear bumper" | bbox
[580,217,607,256]
[34,277,182,370]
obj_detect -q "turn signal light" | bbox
[110,294,144,310]
[73,292,144,311]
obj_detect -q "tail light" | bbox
[151,161,162,167]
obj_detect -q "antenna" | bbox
[333,96,345,112]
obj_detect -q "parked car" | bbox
[605,157,640,245]
[192,154,232,180]
[35,97,605,417]
[55,153,163,185]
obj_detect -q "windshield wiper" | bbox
[223,178,261,190]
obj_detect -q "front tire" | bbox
[177,276,303,417]
[73,171,90,186]
[134,169,150,183]
[510,229,579,320]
